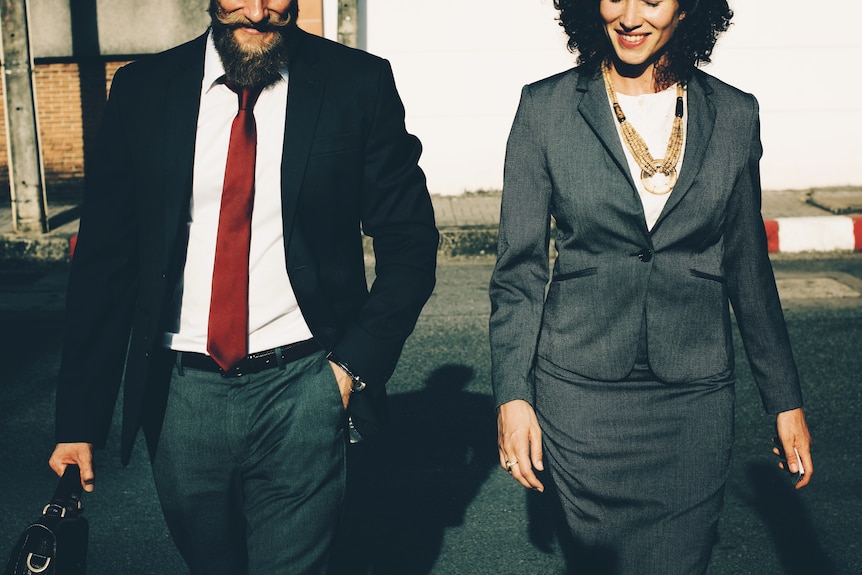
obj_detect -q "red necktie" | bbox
[207,85,262,371]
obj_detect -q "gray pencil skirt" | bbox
[534,355,735,575]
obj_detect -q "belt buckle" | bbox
[220,364,244,378]
[217,343,312,378]
[221,349,277,378]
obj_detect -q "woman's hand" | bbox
[773,407,813,489]
[497,399,545,492]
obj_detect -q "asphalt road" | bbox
[1,255,861,574]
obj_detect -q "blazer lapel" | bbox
[163,35,207,254]
[577,72,649,235]
[280,30,325,252]
[653,72,716,229]
[577,73,637,193]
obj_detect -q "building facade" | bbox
[2,0,861,205]
[0,0,322,201]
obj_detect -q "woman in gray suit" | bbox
[489,0,813,572]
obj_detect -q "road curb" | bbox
[2,216,862,265]
[0,232,74,264]
[764,216,862,253]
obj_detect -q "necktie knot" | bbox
[228,84,263,112]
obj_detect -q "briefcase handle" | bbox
[43,465,83,519]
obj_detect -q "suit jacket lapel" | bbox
[576,72,648,235]
[281,30,325,253]
[163,34,207,254]
[653,72,716,230]
[577,73,637,193]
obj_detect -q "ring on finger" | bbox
[505,460,519,473]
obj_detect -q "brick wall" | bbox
[0,61,126,202]
[1,0,322,204]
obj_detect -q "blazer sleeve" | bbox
[328,60,438,388]
[724,95,803,414]
[489,85,553,408]
[55,64,139,446]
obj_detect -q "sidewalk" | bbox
[0,203,80,264]
[1,187,861,263]
[434,187,862,256]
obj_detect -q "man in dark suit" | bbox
[48,1,438,572]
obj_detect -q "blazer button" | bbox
[637,249,653,262]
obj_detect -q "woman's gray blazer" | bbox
[489,66,803,414]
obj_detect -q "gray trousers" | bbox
[151,350,347,575]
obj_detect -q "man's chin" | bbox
[212,20,290,88]
[231,29,279,55]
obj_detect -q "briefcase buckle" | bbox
[42,502,66,518]
[26,552,51,573]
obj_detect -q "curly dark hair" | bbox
[554,0,733,87]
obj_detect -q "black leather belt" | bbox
[180,339,320,378]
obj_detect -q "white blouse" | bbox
[611,85,688,231]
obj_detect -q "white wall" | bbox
[362,0,862,195]
[704,1,862,191]
[364,0,572,195]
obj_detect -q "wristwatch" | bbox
[325,352,367,393]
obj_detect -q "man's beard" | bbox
[209,2,296,89]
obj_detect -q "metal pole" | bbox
[1,0,48,234]
[337,0,358,48]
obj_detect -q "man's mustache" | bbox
[213,10,293,31]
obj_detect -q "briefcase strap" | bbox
[43,465,84,518]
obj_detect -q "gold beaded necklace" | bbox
[601,60,685,195]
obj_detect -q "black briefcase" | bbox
[3,465,88,575]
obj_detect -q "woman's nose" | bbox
[620,0,642,31]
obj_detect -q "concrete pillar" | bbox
[337,0,358,48]
[1,0,48,234]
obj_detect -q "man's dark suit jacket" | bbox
[55,27,439,464]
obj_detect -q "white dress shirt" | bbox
[166,32,313,354]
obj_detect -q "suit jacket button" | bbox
[637,249,653,262]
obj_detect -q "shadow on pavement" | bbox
[745,462,837,574]
[328,364,498,575]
